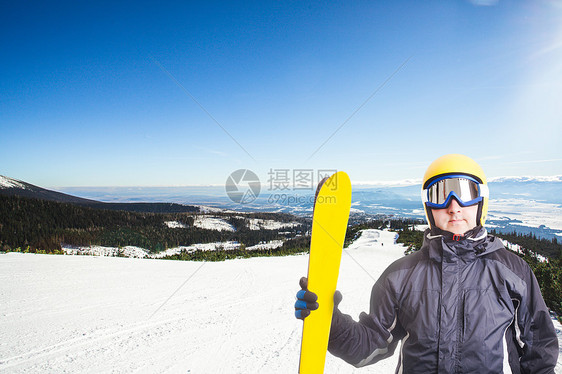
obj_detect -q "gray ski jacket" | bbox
[328,228,558,373]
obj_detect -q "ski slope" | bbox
[1,230,560,373]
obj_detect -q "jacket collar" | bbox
[424,226,503,263]
[427,225,487,242]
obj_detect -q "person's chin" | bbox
[447,221,468,235]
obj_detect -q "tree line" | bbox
[0,195,308,253]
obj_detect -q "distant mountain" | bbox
[489,175,562,183]
[0,175,99,204]
[0,175,199,213]
[488,177,562,205]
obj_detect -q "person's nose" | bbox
[448,199,462,213]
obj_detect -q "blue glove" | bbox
[294,277,319,320]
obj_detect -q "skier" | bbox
[295,154,559,373]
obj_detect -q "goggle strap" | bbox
[480,184,489,198]
[421,189,429,203]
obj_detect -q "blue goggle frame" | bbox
[421,174,488,209]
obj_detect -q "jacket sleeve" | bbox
[512,264,559,373]
[327,276,406,367]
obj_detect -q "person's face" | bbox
[431,198,478,235]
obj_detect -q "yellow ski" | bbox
[299,171,352,373]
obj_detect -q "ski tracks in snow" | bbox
[0,314,190,371]
[201,267,257,374]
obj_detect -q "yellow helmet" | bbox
[422,154,488,228]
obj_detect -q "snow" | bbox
[350,207,365,214]
[195,205,225,213]
[414,224,429,232]
[499,240,549,263]
[0,175,25,189]
[149,241,240,259]
[164,221,188,229]
[193,216,235,232]
[165,217,300,232]
[2,230,561,373]
[245,240,284,251]
[63,240,285,259]
[488,198,562,231]
[63,245,149,258]
[246,218,300,231]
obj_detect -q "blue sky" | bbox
[1,1,561,187]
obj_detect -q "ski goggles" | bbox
[421,174,489,209]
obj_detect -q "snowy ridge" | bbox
[0,175,26,189]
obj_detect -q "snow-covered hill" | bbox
[1,230,560,373]
[0,175,26,189]
[193,216,236,232]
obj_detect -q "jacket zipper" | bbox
[455,262,464,373]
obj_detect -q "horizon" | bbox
[2,1,561,187]
[3,173,562,239]
[4,173,562,190]
[0,174,562,189]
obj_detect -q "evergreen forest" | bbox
[0,195,308,254]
